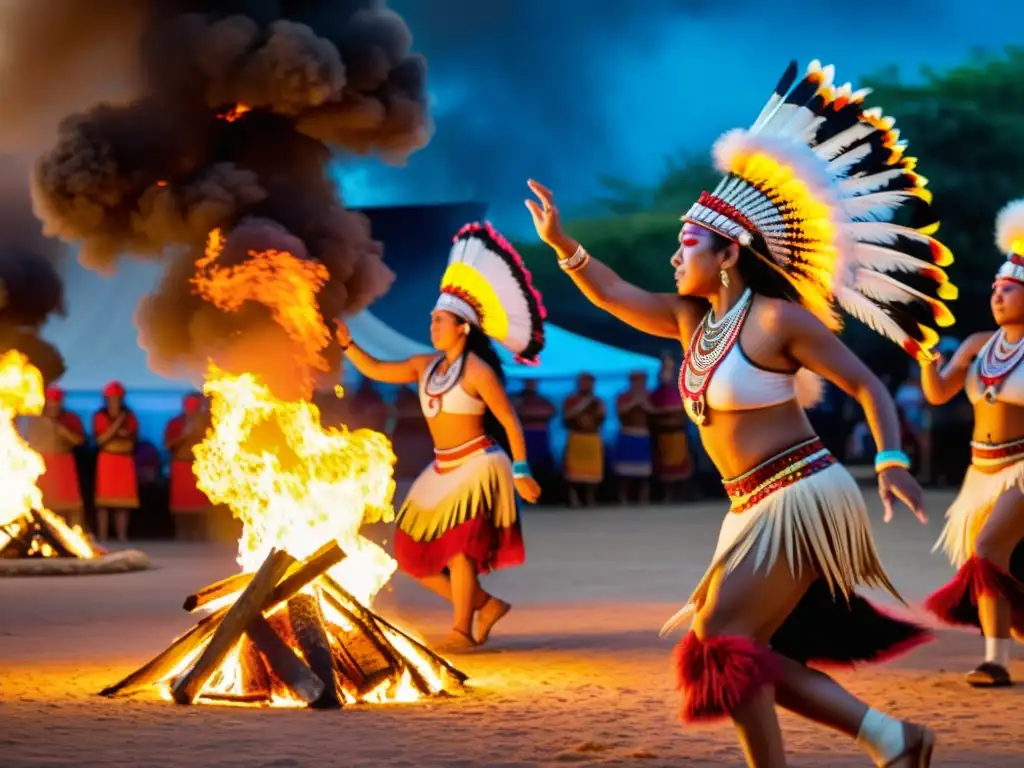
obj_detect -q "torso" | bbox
[565,394,603,434]
[964,330,1024,444]
[417,354,488,450]
[514,393,554,431]
[677,293,815,478]
[617,392,650,431]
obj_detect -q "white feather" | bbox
[795,368,824,409]
[849,243,947,279]
[994,198,1024,254]
[852,269,920,304]
[836,286,910,348]
[846,221,941,251]
[813,122,874,161]
[838,168,910,196]
[826,142,871,178]
[659,603,696,637]
[842,193,912,222]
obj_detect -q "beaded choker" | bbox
[978,329,1024,404]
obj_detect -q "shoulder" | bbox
[409,353,437,373]
[961,331,994,355]
[65,412,84,428]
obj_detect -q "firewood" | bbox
[246,613,325,705]
[171,549,295,705]
[182,573,252,612]
[237,634,271,699]
[287,594,342,708]
[99,606,229,696]
[321,575,467,685]
[183,540,344,613]
[31,510,79,558]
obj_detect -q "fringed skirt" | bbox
[393,435,525,578]
[925,440,1024,630]
[669,437,930,665]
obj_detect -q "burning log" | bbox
[247,613,325,705]
[287,594,342,708]
[172,548,295,704]
[0,509,96,560]
[102,540,466,708]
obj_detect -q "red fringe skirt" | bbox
[38,452,83,511]
[95,451,139,509]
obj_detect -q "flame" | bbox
[177,228,449,707]
[0,351,97,558]
[218,103,252,123]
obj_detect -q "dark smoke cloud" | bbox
[0,155,67,384]
[12,0,429,392]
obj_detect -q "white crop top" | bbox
[702,342,798,412]
[965,334,1024,406]
[418,355,486,418]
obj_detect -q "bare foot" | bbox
[880,722,935,768]
[436,629,478,655]
[475,597,511,644]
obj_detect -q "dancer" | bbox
[921,199,1024,687]
[613,371,654,504]
[164,393,212,541]
[526,59,956,767]
[26,387,86,529]
[336,222,545,652]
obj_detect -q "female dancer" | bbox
[336,222,545,652]
[526,59,956,767]
[922,199,1024,687]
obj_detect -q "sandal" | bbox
[881,722,936,768]
[435,629,479,654]
[966,662,1013,688]
[475,598,511,645]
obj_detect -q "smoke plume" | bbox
[0,155,67,384]
[12,0,429,392]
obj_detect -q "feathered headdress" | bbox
[683,59,957,361]
[994,199,1024,285]
[435,222,547,364]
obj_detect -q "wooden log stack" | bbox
[100,541,468,707]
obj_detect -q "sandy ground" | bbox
[2,489,1022,767]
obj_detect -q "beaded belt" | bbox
[434,435,494,472]
[970,437,1024,470]
[721,437,836,514]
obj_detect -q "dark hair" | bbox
[708,231,800,303]
[458,320,512,455]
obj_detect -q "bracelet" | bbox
[874,449,911,472]
[559,245,590,273]
[512,460,532,478]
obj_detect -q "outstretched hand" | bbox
[878,467,928,525]
[515,475,541,504]
[524,179,570,251]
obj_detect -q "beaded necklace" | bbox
[679,289,753,425]
[978,329,1024,404]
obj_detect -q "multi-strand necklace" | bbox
[978,329,1024,404]
[679,289,753,426]
[422,354,464,418]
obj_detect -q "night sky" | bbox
[335,0,1023,238]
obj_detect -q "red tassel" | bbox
[924,556,1024,628]
[673,632,781,723]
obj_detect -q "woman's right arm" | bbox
[335,320,427,385]
[525,180,698,340]
[343,344,426,385]
[920,332,991,406]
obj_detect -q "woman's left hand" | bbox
[878,467,928,524]
[515,475,541,503]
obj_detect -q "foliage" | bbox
[517,47,1024,364]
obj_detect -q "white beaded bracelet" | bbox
[559,245,590,273]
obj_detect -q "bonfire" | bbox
[101,233,467,707]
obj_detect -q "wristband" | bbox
[559,245,590,273]
[874,449,911,473]
[512,460,532,478]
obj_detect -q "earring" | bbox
[720,269,730,288]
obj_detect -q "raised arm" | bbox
[525,180,699,340]
[335,319,428,385]
[920,332,991,406]
[778,302,926,524]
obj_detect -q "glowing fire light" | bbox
[151,229,454,707]
[218,103,252,122]
[0,351,96,559]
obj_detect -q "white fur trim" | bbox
[995,198,1024,255]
